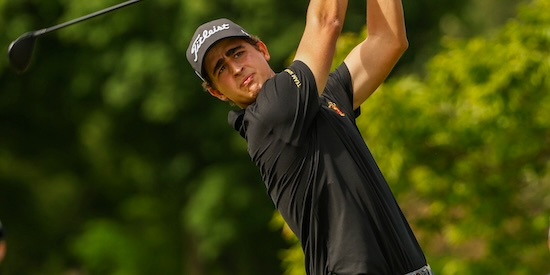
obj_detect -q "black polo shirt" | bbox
[228,61,426,275]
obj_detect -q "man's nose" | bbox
[228,61,243,75]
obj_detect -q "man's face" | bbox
[203,37,274,108]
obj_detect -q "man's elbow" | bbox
[372,32,408,55]
[389,35,408,56]
[307,3,346,35]
[398,36,409,54]
[310,15,345,35]
[328,15,345,29]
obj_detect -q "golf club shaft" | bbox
[32,0,142,37]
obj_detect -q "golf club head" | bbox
[8,32,38,73]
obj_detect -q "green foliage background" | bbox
[0,0,548,274]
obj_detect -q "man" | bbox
[186,0,431,273]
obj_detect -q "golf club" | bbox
[7,0,143,73]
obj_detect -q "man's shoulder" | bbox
[253,60,317,108]
[269,60,316,89]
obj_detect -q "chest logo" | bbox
[328,101,345,117]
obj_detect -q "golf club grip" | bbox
[35,0,143,36]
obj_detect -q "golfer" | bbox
[186,0,431,273]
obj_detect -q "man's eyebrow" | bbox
[212,45,245,76]
[226,45,244,57]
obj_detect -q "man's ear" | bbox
[207,87,228,101]
[257,41,271,61]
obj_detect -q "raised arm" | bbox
[345,0,408,109]
[294,0,348,95]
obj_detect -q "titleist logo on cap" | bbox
[191,23,231,62]
[186,18,251,80]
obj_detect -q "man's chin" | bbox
[247,85,261,98]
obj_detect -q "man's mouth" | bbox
[242,74,253,88]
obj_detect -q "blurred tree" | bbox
[399,0,529,75]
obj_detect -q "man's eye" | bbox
[218,65,225,75]
[234,51,244,58]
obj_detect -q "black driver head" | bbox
[8,32,38,73]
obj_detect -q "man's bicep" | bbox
[293,0,347,95]
[294,25,339,96]
[345,37,405,109]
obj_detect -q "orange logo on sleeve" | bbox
[328,101,345,117]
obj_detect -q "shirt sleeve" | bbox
[322,63,361,119]
[247,60,320,146]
